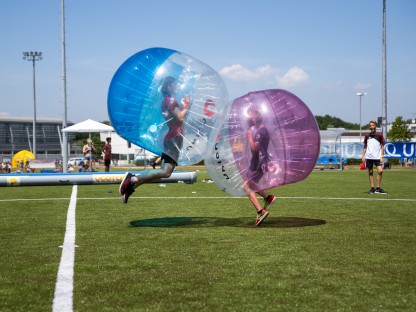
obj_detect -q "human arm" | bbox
[103,144,109,155]
[380,144,384,162]
[247,129,259,152]
[172,95,191,121]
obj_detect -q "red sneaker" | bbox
[119,172,135,204]
[264,195,276,210]
[254,209,269,227]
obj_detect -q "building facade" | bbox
[0,116,74,160]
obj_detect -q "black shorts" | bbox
[161,153,177,166]
[366,159,382,169]
[104,159,111,166]
[163,136,182,165]
[246,168,264,185]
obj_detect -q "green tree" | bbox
[387,116,412,142]
[314,115,360,130]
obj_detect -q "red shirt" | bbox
[103,143,111,160]
[162,96,183,142]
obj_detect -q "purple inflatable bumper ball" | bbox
[205,89,320,197]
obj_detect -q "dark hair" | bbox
[106,137,111,142]
[161,76,176,96]
[247,108,263,127]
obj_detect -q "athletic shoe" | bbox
[119,172,133,195]
[254,209,269,227]
[369,187,376,194]
[121,187,135,204]
[375,187,388,194]
[264,195,276,210]
[119,172,135,204]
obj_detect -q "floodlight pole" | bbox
[356,92,367,143]
[61,0,69,173]
[382,0,388,140]
[23,51,43,157]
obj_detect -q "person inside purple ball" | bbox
[244,108,277,227]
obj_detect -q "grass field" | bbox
[0,168,415,311]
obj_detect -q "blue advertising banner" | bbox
[320,142,416,159]
[384,142,416,159]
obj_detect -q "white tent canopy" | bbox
[62,119,114,172]
[62,118,114,134]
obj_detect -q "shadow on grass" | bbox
[129,217,326,228]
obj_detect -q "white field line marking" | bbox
[52,185,77,312]
[0,196,415,202]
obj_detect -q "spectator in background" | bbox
[83,138,96,170]
[362,120,388,194]
[78,161,86,172]
[151,156,162,169]
[103,137,112,172]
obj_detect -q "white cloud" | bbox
[277,66,309,88]
[219,64,309,88]
[219,64,277,81]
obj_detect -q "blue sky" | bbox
[1,0,415,125]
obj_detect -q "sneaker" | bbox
[369,187,376,194]
[121,187,135,204]
[375,187,388,194]
[119,172,135,204]
[254,209,269,227]
[119,172,133,195]
[264,195,276,210]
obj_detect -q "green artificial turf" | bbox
[0,169,415,311]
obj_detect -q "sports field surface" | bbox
[1,169,415,311]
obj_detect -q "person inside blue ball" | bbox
[119,76,191,203]
[244,108,276,227]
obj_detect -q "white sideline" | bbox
[52,185,77,312]
[0,196,415,202]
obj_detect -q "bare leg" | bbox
[245,183,268,212]
[368,168,374,188]
[247,192,263,212]
[131,161,175,188]
[376,165,383,188]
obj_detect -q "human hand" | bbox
[181,95,191,109]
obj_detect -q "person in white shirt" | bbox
[362,120,387,194]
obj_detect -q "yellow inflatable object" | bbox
[12,150,35,169]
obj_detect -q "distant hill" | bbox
[315,115,362,130]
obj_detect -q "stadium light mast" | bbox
[382,0,388,140]
[22,51,43,157]
[356,92,367,142]
[61,0,69,173]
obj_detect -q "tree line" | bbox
[316,114,412,142]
